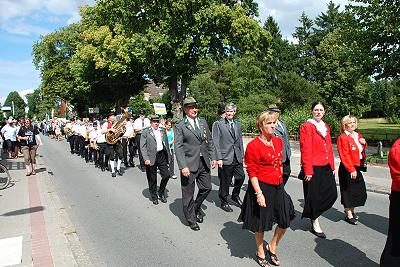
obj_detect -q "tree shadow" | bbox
[1,206,44,216]
[35,167,47,174]
[220,221,255,259]
[314,238,379,266]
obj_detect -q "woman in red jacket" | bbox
[299,101,337,239]
[337,115,367,225]
[239,111,294,267]
[380,138,400,266]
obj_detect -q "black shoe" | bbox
[310,227,326,238]
[221,203,233,212]
[159,195,167,203]
[352,212,359,220]
[189,223,200,231]
[345,216,358,225]
[196,213,203,223]
[152,198,159,205]
[105,166,110,172]
[231,196,243,207]
[111,172,116,178]
[101,167,105,172]
[129,161,135,167]
[116,169,123,176]
[124,163,129,168]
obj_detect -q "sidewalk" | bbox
[243,138,392,194]
[0,153,90,267]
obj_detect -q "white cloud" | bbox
[2,18,49,36]
[256,0,350,39]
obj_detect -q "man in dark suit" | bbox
[212,103,245,212]
[140,115,171,205]
[268,104,292,185]
[174,97,217,231]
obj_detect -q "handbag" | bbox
[360,158,367,172]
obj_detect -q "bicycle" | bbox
[0,161,11,190]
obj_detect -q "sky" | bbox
[0,0,349,105]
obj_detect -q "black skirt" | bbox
[380,190,400,266]
[302,164,337,220]
[338,163,367,208]
[238,181,295,232]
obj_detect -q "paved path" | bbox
[36,136,390,266]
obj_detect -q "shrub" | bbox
[387,116,400,124]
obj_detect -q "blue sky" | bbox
[0,0,348,105]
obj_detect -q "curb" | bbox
[37,154,93,266]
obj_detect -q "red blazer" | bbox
[244,136,283,185]
[389,138,400,192]
[337,132,367,173]
[300,121,335,176]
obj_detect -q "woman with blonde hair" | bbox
[239,111,294,267]
[337,115,367,225]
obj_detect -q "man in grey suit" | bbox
[174,97,217,231]
[212,103,245,212]
[268,104,292,185]
[140,115,171,205]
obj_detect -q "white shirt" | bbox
[133,117,151,132]
[123,121,134,137]
[1,124,17,141]
[71,123,80,135]
[186,116,200,130]
[345,130,363,159]
[152,127,164,151]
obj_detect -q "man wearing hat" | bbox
[102,113,124,177]
[88,121,100,167]
[268,104,292,185]
[175,97,217,231]
[212,102,245,212]
[140,115,172,205]
[134,109,151,172]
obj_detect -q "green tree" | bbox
[25,88,41,118]
[4,91,26,118]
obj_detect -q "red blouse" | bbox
[300,121,335,176]
[389,138,400,192]
[244,136,283,185]
[337,132,367,173]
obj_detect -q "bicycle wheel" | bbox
[0,163,11,190]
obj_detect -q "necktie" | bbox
[230,122,236,139]
[142,119,144,128]
[194,120,201,138]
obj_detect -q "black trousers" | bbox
[145,150,171,200]
[169,149,175,176]
[89,147,98,164]
[107,142,123,161]
[282,159,291,185]
[68,135,76,153]
[135,134,144,169]
[121,137,134,163]
[98,143,108,168]
[218,157,245,205]
[181,157,212,225]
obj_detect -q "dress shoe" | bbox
[152,198,159,205]
[171,175,178,179]
[196,213,203,223]
[231,196,243,207]
[310,227,326,238]
[221,203,233,212]
[129,161,135,167]
[111,172,116,178]
[345,216,357,225]
[116,169,123,176]
[124,163,129,168]
[101,167,105,172]
[159,195,167,203]
[189,223,200,231]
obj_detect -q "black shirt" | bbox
[18,126,39,147]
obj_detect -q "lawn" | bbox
[358,118,400,141]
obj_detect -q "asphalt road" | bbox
[40,137,389,267]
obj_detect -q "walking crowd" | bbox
[1,98,399,267]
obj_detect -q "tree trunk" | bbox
[179,74,189,100]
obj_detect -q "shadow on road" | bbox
[1,206,44,216]
[168,198,187,226]
[4,161,25,170]
[220,221,254,259]
[314,238,379,266]
[357,212,389,235]
[35,167,47,174]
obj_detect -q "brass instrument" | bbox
[65,127,73,138]
[106,108,129,144]
[85,125,90,141]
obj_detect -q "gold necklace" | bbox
[259,135,272,146]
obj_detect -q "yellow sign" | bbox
[153,103,167,115]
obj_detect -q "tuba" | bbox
[65,127,73,138]
[106,108,129,145]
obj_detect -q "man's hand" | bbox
[351,171,357,179]
[181,167,190,177]
[217,160,223,168]
[305,175,313,182]
[211,160,217,169]
[144,160,151,165]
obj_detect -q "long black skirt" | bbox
[238,181,295,232]
[302,164,337,220]
[339,163,367,208]
[380,190,400,266]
